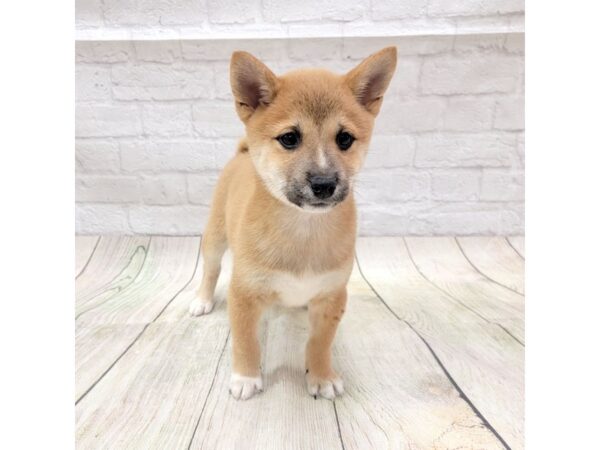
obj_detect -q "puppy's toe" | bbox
[229,373,263,401]
[188,298,214,316]
[306,372,344,400]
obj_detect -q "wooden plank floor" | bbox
[75,236,525,450]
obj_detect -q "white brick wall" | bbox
[75,1,524,236]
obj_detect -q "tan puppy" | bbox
[189,47,397,400]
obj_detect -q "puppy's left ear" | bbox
[345,46,397,115]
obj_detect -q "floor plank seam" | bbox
[505,237,525,260]
[76,236,202,405]
[402,238,524,347]
[186,331,230,450]
[354,253,512,450]
[332,400,346,450]
[75,237,152,321]
[76,236,101,280]
[454,238,524,296]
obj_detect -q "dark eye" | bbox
[277,131,301,150]
[336,131,355,151]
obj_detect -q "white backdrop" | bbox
[75,0,524,236]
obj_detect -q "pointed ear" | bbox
[344,47,397,115]
[230,51,279,122]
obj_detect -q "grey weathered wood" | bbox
[457,237,525,294]
[75,237,200,401]
[357,237,523,449]
[405,237,525,342]
[75,235,99,278]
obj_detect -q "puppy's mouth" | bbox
[285,183,349,212]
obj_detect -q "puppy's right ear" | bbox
[230,51,278,122]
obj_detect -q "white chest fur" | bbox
[270,269,349,307]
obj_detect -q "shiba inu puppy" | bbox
[189,47,397,400]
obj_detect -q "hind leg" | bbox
[189,208,227,316]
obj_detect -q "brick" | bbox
[213,62,233,100]
[129,205,209,234]
[76,140,120,173]
[187,173,220,205]
[120,140,224,173]
[415,133,516,167]
[76,175,141,203]
[442,96,495,131]
[504,33,525,53]
[428,0,523,17]
[75,66,112,101]
[480,169,524,201]
[355,169,430,204]
[103,0,205,26]
[76,41,134,64]
[76,105,142,137]
[112,63,213,101]
[377,98,446,134]
[341,36,451,60]
[386,58,421,97]
[430,169,481,201]
[364,135,415,169]
[357,202,433,236]
[208,0,259,24]
[75,204,130,234]
[262,0,367,22]
[141,104,193,137]
[140,174,188,205]
[453,34,506,53]
[192,103,244,138]
[516,133,524,167]
[75,0,104,26]
[134,41,181,63]
[289,39,342,60]
[371,0,427,20]
[181,39,286,62]
[421,54,522,94]
[494,96,524,130]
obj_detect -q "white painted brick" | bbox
[415,133,516,168]
[134,41,181,63]
[187,173,220,205]
[421,54,522,94]
[181,40,286,62]
[364,135,415,169]
[355,169,430,204]
[262,0,367,22]
[357,202,434,235]
[140,174,188,205]
[129,205,209,234]
[213,62,233,100]
[442,96,495,131]
[289,39,342,60]
[141,104,193,137]
[480,169,524,201]
[386,58,421,97]
[453,33,506,52]
[75,66,112,101]
[376,98,446,134]
[208,0,259,24]
[192,103,244,138]
[76,41,134,63]
[428,0,523,17]
[75,0,104,26]
[371,0,427,20]
[504,33,525,53]
[430,169,481,201]
[120,141,227,173]
[104,0,206,26]
[76,141,121,173]
[342,35,452,59]
[494,96,524,130]
[76,105,142,137]
[112,64,213,101]
[76,204,131,234]
[516,133,524,167]
[76,175,141,203]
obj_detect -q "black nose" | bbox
[308,174,338,199]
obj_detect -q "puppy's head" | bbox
[230,47,397,212]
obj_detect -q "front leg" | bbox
[305,287,347,399]
[228,284,264,400]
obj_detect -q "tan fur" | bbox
[190,47,397,399]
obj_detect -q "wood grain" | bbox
[357,237,523,449]
[457,237,525,294]
[507,236,525,259]
[75,235,99,278]
[404,237,525,343]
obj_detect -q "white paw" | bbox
[188,298,215,316]
[229,373,263,400]
[306,373,344,400]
